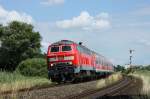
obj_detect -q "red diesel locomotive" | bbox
[47,40,114,83]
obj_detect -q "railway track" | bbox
[1,76,120,99]
[64,76,137,99]
[1,75,142,99]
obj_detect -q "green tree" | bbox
[0,24,3,38]
[0,21,41,71]
[17,58,47,78]
[115,65,125,72]
[145,65,150,71]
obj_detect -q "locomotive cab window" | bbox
[62,45,72,51]
[51,46,59,52]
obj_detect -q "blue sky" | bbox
[0,0,150,65]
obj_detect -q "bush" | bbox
[17,58,47,78]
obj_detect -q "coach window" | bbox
[100,59,102,65]
[51,46,59,52]
[101,60,103,66]
[96,59,98,64]
[62,45,72,51]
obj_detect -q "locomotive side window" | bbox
[51,46,59,52]
[62,46,72,51]
[77,46,81,52]
[77,46,83,53]
[77,45,91,55]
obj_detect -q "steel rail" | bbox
[63,76,132,99]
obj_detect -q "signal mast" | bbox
[129,49,135,68]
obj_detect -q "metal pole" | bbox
[129,49,134,68]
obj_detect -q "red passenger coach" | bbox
[47,40,114,83]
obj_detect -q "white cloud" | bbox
[41,0,64,6]
[139,39,150,47]
[56,11,110,31]
[96,12,109,19]
[41,41,49,47]
[0,6,33,25]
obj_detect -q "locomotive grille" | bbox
[50,62,74,73]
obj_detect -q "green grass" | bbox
[0,71,122,92]
[0,71,52,92]
[0,72,123,99]
[131,70,150,96]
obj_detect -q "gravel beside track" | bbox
[1,79,110,99]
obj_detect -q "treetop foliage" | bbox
[0,21,41,71]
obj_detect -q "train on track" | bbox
[47,40,114,83]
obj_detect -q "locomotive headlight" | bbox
[49,57,57,62]
[68,62,72,65]
[50,64,54,66]
[64,56,74,60]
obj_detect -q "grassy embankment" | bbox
[96,72,123,89]
[0,72,52,93]
[0,72,122,93]
[131,70,150,96]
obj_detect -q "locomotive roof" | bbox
[51,40,76,45]
[52,40,104,55]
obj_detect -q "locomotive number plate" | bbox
[58,56,64,60]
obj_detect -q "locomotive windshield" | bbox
[62,45,72,51]
[51,46,59,52]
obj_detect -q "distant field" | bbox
[131,70,150,96]
[0,72,52,93]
